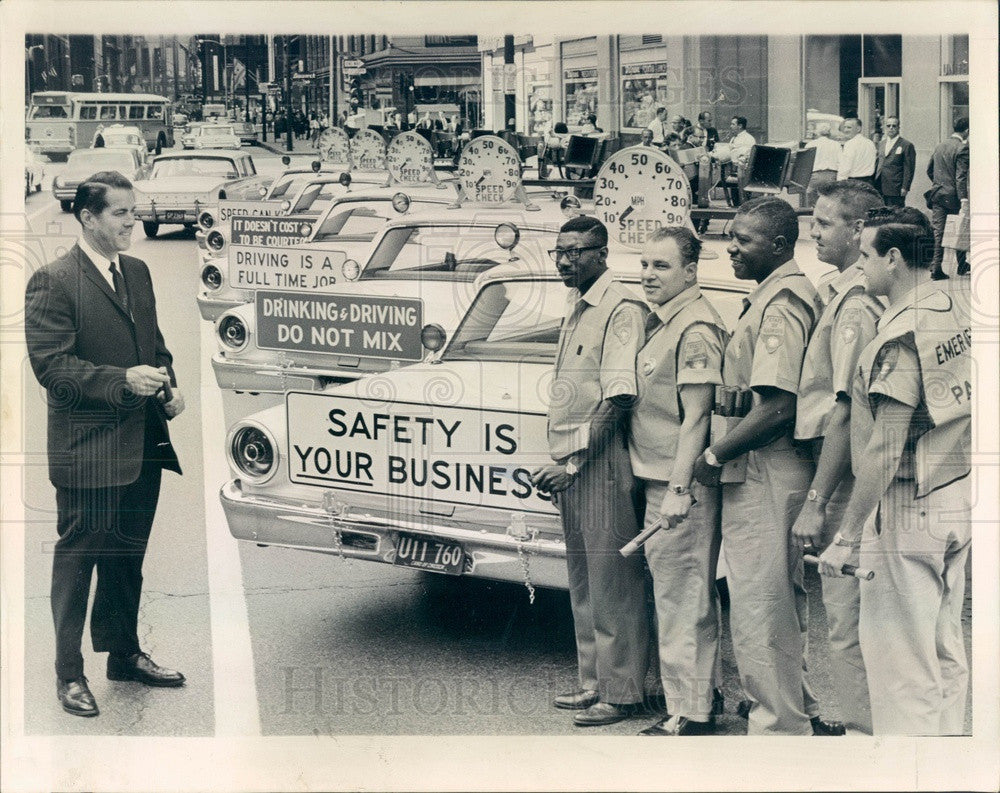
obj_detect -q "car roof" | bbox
[375,200,574,231]
[155,150,248,160]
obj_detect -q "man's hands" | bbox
[692,450,721,487]
[818,541,857,579]
[159,387,185,418]
[126,365,171,396]
[660,490,693,528]
[530,464,574,495]
[792,500,826,551]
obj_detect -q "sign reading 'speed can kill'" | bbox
[255,291,424,359]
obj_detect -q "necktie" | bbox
[644,313,662,341]
[109,260,129,313]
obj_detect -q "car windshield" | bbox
[151,157,238,179]
[106,134,143,146]
[200,126,235,136]
[267,173,317,199]
[444,280,565,363]
[29,104,69,119]
[310,206,388,241]
[362,224,554,279]
[67,150,136,172]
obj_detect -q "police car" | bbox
[132,149,266,237]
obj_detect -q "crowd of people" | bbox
[531,185,971,737]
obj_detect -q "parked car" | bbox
[232,119,258,145]
[186,123,241,150]
[52,146,146,212]
[131,149,266,237]
[25,145,45,196]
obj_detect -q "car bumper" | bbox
[212,353,330,393]
[198,293,244,321]
[52,186,78,200]
[134,207,199,223]
[220,480,569,589]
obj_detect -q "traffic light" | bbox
[350,76,363,105]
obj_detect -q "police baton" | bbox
[620,519,663,557]
[803,553,874,581]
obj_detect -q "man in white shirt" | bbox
[805,123,843,206]
[645,107,668,145]
[728,116,756,162]
[836,118,877,185]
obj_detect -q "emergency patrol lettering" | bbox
[935,328,971,364]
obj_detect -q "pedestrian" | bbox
[874,116,916,207]
[24,171,186,718]
[697,110,719,151]
[530,215,651,727]
[791,180,886,735]
[629,227,727,736]
[804,123,842,207]
[645,107,668,146]
[820,206,971,735]
[691,196,844,736]
[925,116,969,278]
[310,113,320,146]
[836,117,877,186]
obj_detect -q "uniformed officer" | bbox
[691,196,843,736]
[629,227,727,736]
[820,207,971,735]
[791,180,885,734]
[531,215,651,727]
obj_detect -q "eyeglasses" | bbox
[548,245,603,262]
[885,123,899,128]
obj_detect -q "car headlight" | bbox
[341,259,360,281]
[391,192,411,213]
[207,230,226,252]
[560,195,582,217]
[218,314,248,350]
[199,210,215,229]
[494,223,520,251]
[201,263,223,290]
[227,422,277,483]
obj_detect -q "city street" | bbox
[19,142,972,738]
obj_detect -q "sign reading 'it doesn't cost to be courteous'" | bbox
[255,290,424,360]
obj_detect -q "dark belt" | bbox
[714,385,753,418]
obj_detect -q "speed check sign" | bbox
[318,126,351,164]
[593,146,693,250]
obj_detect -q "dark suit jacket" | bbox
[875,135,916,197]
[24,243,181,489]
[927,135,970,212]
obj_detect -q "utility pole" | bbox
[172,36,179,100]
[329,35,336,124]
[503,35,515,132]
[284,36,293,151]
[244,39,251,122]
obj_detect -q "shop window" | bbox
[620,62,670,129]
[563,68,598,129]
[527,83,553,136]
[944,34,969,76]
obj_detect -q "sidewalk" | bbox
[255,128,324,157]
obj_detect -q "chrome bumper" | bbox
[212,353,328,393]
[220,480,569,589]
[134,208,198,223]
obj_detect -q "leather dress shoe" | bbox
[711,688,725,717]
[638,715,717,736]
[57,676,99,717]
[553,689,599,710]
[107,652,185,687]
[573,701,641,727]
[642,691,668,714]
[810,715,846,736]
[736,700,845,735]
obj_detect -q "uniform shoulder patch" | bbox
[875,342,900,381]
[681,330,709,369]
[760,313,784,353]
[611,306,635,345]
[839,307,862,345]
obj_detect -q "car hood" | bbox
[134,176,226,194]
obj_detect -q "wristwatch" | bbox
[832,532,860,548]
[703,448,722,468]
[670,484,691,495]
[806,489,830,505]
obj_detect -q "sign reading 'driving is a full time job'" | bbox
[255,290,424,359]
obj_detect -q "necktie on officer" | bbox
[644,312,662,341]
[109,260,129,314]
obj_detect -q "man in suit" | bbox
[24,171,186,718]
[874,117,916,207]
[926,116,970,278]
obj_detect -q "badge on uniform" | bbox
[641,358,656,376]
[761,315,784,354]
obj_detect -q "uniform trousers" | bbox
[52,456,162,680]
[859,476,971,735]
[641,479,722,719]
[557,433,648,704]
[809,440,872,734]
[722,442,819,735]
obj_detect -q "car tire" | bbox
[25,175,31,198]
[155,134,165,155]
[143,221,159,238]
[36,178,42,193]
[59,200,72,213]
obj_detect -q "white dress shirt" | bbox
[78,236,120,291]
[730,129,756,162]
[806,136,842,171]
[837,133,877,180]
[883,134,900,157]
[645,117,667,144]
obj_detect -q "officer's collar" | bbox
[651,283,701,324]
[743,259,802,306]
[878,278,950,330]
[572,268,614,307]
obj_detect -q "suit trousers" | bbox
[930,203,968,276]
[641,479,722,719]
[859,476,970,735]
[882,195,905,207]
[52,452,162,680]
[817,472,873,734]
[557,434,648,704]
[722,443,819,735]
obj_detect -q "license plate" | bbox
[164,210,186,221]
[392,532,464,575]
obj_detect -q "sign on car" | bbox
[256,292,424,359]
[228,216,321,288]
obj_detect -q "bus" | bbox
[26,91,174,159]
